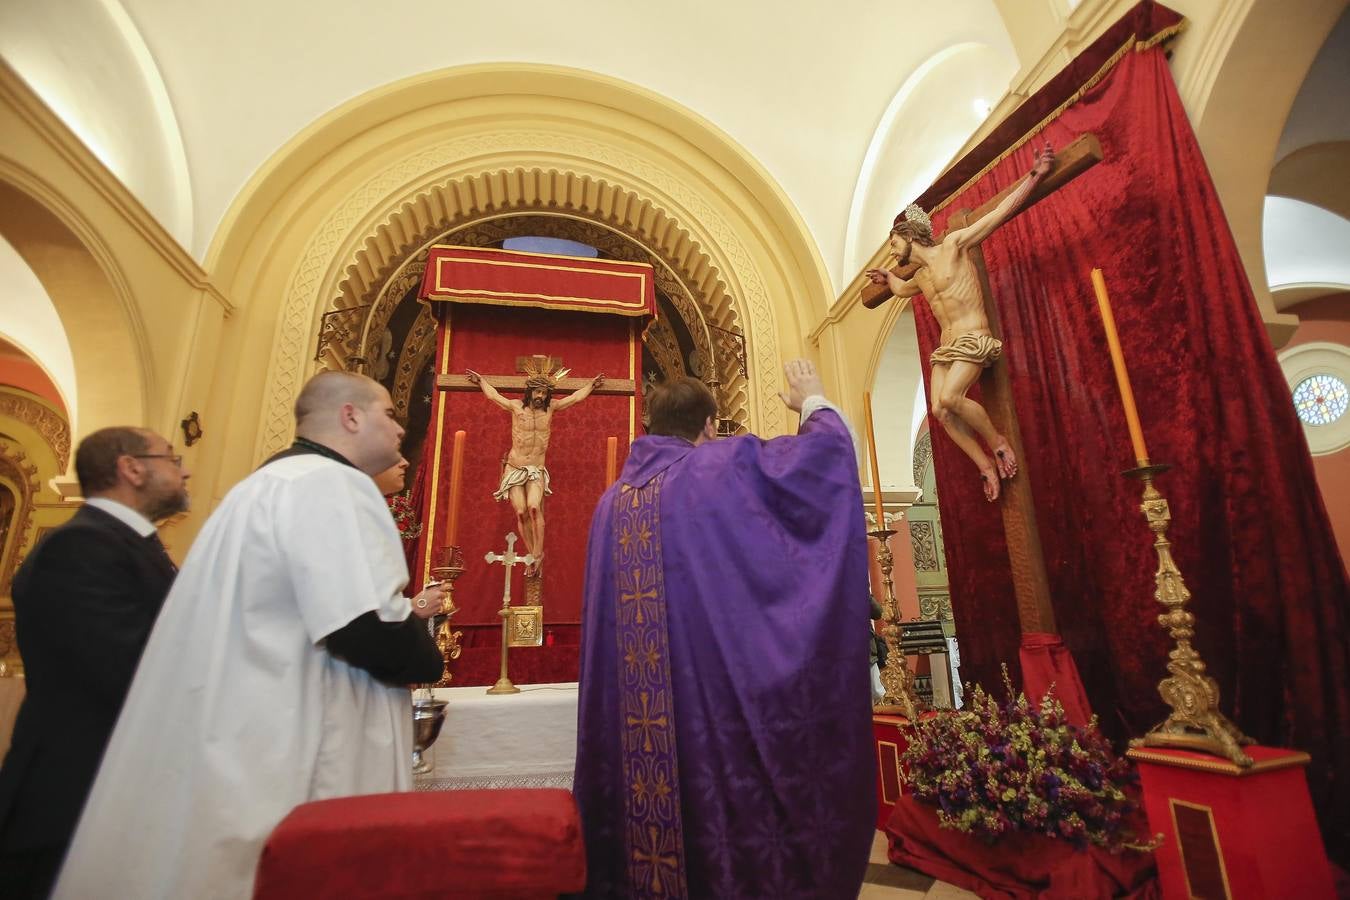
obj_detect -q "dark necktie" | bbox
[146,532,179,574]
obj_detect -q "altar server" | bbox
[54,372,448,900]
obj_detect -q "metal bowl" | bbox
[411,698,448,775]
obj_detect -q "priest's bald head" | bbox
[294,371,405,475]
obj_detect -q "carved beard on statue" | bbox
[522,387,552,411]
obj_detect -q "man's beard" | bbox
[144,488,189,522]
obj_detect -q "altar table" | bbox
[416,682,578,792]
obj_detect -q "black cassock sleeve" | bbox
[323,611,445,685]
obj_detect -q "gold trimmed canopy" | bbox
[419,245,657,317]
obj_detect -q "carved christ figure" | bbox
[466,363,605,574]
[866,143,1054,502]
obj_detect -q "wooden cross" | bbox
[864,134,1103,636]
[437,354,638,396]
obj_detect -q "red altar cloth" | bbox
[252,789,586,900]
[413,246,652,685]
[886,796,1158,899]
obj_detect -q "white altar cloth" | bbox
[415,681,578,792]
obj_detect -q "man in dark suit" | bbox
[0,426,189,898]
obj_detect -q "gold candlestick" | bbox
[428,545,465,687]
[1125,463,1253,766]
[871,526,923,722]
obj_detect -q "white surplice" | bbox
[54,454,415,900]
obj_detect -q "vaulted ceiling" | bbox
[0,0,1018,294]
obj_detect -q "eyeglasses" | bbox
[132,454,184,467]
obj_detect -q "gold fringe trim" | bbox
[929,18,1189,218]
[1138,18,1189,52]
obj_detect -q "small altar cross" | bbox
[484,532,536,694]
[484,532,535,606]
[863,134,1103,636]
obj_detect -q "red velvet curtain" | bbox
[910,18,1350,861]
[412,304,638,685]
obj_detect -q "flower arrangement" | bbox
[386,490,423,541]
[902,668,1142,851]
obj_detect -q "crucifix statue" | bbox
[866,144,1053,502]
[457,355,610,576]
[484,531,535,695]
[862,134,1102,636]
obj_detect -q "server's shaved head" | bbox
[294,371,384,428]
[292,371,405,475]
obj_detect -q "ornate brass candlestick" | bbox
[1125,463,1253,766]
[871,526,923,722]
[427,545,466,687]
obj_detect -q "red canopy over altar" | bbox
[411,245,655,685]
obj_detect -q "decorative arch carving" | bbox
[256,128,781,462]
[0,440,39,594]
[0,392,72,471]
[349,210,738,428]
[320,178,751,428]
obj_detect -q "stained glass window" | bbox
[1293,374,1349,426]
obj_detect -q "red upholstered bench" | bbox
[253,788,586,899]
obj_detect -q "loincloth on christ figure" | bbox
[929,331,1003,368]
[493,463,552,501]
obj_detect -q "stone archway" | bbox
[322,192,752,429]
[207,65,830,474]
[0,171,149,454]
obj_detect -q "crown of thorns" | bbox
[892,203,933,234]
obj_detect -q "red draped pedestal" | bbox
[1127,746,1335,900]
[898,1,1350,860]
[413,246,653,685]
[885,796,1158,900]
[873,714,919,830]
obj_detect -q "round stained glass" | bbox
[1292,374,1349,426]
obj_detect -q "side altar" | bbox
[410,245,655,686]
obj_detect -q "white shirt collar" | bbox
[84,497,158,538]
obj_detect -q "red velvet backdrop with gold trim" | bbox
[412,247,651,686]
[902,1,1350,862]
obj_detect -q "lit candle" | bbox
[862,392,886,529]
[1090,269,1149,464]
[605,436,618,484]
[445,429,467,547]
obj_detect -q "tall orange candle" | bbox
[445,429,467,547]
[862,392,886,529]
[605,436,618,484]
[1091,269,1149,464]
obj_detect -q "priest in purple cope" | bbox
[573,360,876,899]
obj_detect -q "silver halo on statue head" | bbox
[901,203,932,233]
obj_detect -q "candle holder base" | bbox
[486,678,521,695]
[869,527,925,722]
